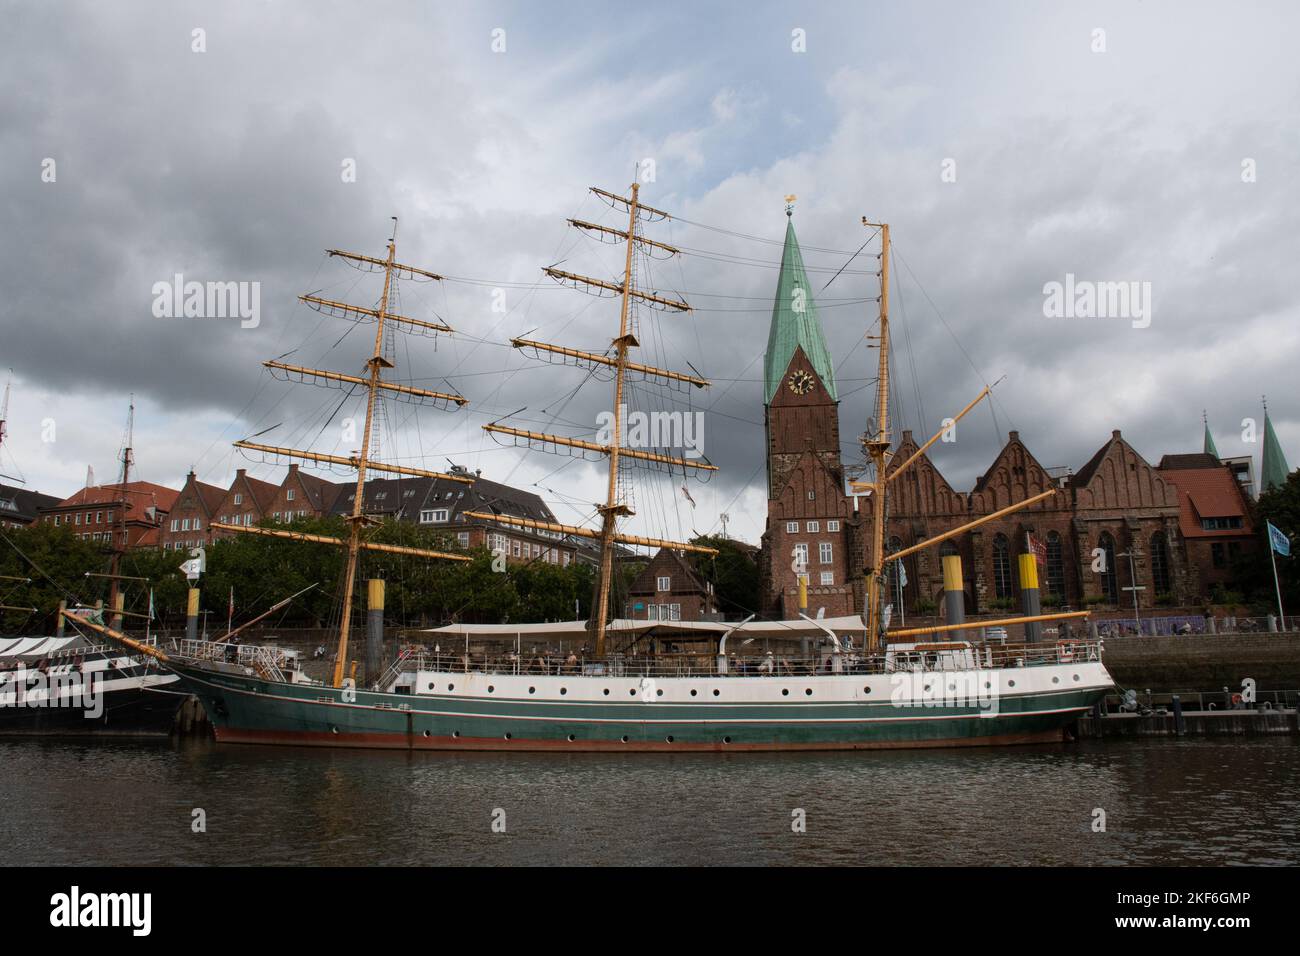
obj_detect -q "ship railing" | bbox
[175,638,290,681]
[380,640,1104,679]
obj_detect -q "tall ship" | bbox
[66,191,1114,750]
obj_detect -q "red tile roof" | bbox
[1157,465,1252,539]
[54,481,179,514]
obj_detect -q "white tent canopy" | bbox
[422,616,867,642]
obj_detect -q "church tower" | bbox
[759,203,857,619]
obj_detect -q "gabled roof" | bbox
[330,473,556,525]
[52,481,179,514]
[0,484,61,522]
[1159,453,1220,471]
[763,215,836,403]
[628,548,710,596]
[1157,463,1254,539]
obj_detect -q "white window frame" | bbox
[820,542,833,564]
[785,521,798,534]
[286,488,295,501]
[419,509,435,524]
[828,520,840,532]
[657,575,671,591]
[807,520,820,533]
[820,571,834,585]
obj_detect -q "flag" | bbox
[228,586,235,617]
[680,484,696,508]
[147,588,155,621]
[894,558,907,589]
[1027,532,1047,567]
[1268,521,1291,557]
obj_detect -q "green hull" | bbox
[173,662,1109,752]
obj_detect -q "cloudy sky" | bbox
[2,0,1296,545]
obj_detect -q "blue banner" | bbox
[1268,520,1291,557]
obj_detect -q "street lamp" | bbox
[1117,550,1145,634]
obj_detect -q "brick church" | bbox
[758,212,1259,621]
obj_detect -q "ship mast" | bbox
[471,182,718,656]
[107,397,134,632]
[211,219,473,687]
[861,220,891,653]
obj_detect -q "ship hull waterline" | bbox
[171,658,1113,753]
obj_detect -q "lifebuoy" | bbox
[1231,693,1243,705]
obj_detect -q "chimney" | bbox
[288,463,299,475]
[1008,430,1019,442]
[236,468,246,479]
[1112,429,1122,440]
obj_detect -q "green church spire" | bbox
[1262,401,1290,493]
[1203,411,1219,458]
[763,211,836,403]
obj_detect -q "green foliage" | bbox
[987,596,1015,611]
[0,523,106,633]
[687,535,760,616]
[1234,469,1300,608]
[915,598,937,614]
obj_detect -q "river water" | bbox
[3,737,1297,866]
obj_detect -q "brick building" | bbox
[159,471,227,550]
[40,481,178,548]
[624,548,718,621]
[757,210,860,619]
[208,468,280,542]
[755,212,1251,620]
[1157,453,1257,596]
[329,467,578,567]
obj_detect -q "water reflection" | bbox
[2,738,1296,866]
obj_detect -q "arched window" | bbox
[1097,532,1119,604]
[1045,531,1066,599]
[992,534,1014,600]
[1150,531,1171,596]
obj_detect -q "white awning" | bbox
[422,616,866,641]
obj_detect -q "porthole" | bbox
[923,685,931,692]
[656,689,664,697]
[722,736,732,744]
[603,688,610,696]
[712,689,720,697]
[1072,674,1080,682]
[331,726,339,735]
[567,734,576,742]
[422,730,431,738]
[690,689,698,697]
[620,735,629,743]
[561,687,568,695]
[1008,680,1016,688]
[985,682,992,689]
[1052,676,1060,684]
[805,688,813,696]
[528,686,536,694]
[782,688,790,696]
[452,730,460,738]
[448,683,455,691]
[863,686,871,694]
[427,682,435,690]
[488,685,495,693]
[504,732,512,740]
[665,735,675,743]
[629,688,637,696]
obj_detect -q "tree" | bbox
[687,535,760,617]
